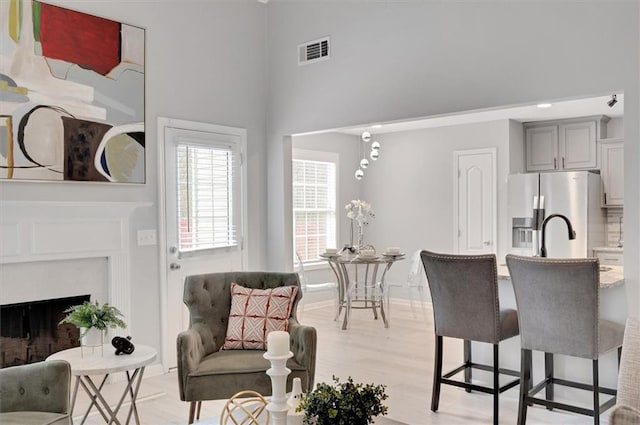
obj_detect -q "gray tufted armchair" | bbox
[177,271,317,424]
[0,360,72,425]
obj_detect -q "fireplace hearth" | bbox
[0,295,90,368]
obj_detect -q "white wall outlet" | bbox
[137,229,157,246]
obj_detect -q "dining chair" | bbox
[506,254,624,425]
[420,250,520,425]
[385,250,427,316]
[295,252,337,318]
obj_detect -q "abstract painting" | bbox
[0,0,145,183]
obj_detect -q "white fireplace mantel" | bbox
[0,200,151,331]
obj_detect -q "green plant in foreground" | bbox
[60,300,126,335]
[298,376,388,425]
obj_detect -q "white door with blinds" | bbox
[162,122,246,369]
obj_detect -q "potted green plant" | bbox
[60,300,127,349]
[297,376,388,425]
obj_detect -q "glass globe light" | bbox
[370,150,380,160]
[371,141,381,150]
[355,169,364,180]
[361,131,372,143]
[360,158,369,169]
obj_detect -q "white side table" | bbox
[47,344,157,425]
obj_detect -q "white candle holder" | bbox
[263,351,293,425]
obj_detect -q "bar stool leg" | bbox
[592,359,600,425]
[517,349,531,425]
[493,344,499,425]
[464,339,472,393]
[431,335,443,412]
[545,352,554,409]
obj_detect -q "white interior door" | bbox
[454,148,496,254]
[158,118,246,370]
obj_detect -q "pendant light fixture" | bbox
[355,130,381,180]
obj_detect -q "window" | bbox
[292,149,337,264]
[176,141,240,254]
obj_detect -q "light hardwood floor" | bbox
[71,298,611,424]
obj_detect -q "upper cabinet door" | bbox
[558,121,597,170]
[525,125,558,171]
[601,140,624,206]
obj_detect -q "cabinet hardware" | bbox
[604,193,607,204]
[562,157,565,168]
[554,158,557,169]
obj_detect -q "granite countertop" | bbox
[592,246,624,253]
[497,264,624,289]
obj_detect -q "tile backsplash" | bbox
[606,208,624,248]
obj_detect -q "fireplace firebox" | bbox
[0,295,90,368]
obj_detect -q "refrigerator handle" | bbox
[532,195,545,231]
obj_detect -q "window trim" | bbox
[292,148,339,266]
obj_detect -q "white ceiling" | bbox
[337,93,624,136]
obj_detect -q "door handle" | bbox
[169,263,181,270]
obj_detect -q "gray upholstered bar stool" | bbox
[420,250,520,425]
[506,255,624,425]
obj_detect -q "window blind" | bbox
[176,143,240,253]
[292,157,337,263]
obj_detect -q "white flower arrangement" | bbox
[345,199,375,226]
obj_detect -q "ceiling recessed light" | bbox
[537,103,552,108]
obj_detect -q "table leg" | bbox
[83,375,122,425]
[79,375,111,424]
[379,284,388,328]
[379,262,392,328]
[125,367,146,425]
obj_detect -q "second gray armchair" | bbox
[0,360,72,425]
[177,271,317,424]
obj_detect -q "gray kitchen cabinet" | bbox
[524,116,608,172]
[600,139,624,206]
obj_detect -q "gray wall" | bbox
[360,120,512,285]
[266,1,640,315]
[0,1,268,355]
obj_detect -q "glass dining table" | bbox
[320,252,405,330]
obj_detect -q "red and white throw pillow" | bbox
[222,282,298,350]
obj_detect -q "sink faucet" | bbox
[540,213,576,258]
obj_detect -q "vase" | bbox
[287,377,303,409]
[80,327,104,357]
[357,223,365,249]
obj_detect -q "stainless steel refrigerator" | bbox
[507,171,605,258]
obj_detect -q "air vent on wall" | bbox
[298,37,330,65]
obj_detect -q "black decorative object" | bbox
[111,336,135,355]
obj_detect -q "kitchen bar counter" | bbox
[471,260,628,405]
[497,264,624,288]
